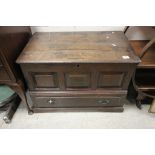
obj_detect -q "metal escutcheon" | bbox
[48,98,55,104]
[98,99,110,105]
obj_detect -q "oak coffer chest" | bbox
[16,31,140,113]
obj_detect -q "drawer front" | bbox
[21,63,135,90]
[30,93,123,108]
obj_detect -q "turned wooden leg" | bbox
[136,92,145,109]
[3,95,20,124]
[136,100,142,109]
[9,80,32,114]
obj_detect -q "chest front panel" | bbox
[21,63,135,91]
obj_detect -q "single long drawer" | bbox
[30,93,124,108]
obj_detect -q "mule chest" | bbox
[17,31,140,113]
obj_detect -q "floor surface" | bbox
[0,101,155,129]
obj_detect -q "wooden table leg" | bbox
[136,92,145,109]
[9,80,33,114]
[3,95,20,123]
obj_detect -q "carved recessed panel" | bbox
[98,72,124,87]
[32,72,58,88]
[65,73,90,88]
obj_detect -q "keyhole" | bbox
[76,64,80,68]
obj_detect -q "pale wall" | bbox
[30,26,155,40]
[30,26,125,34]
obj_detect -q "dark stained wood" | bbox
[0,27,32,81]
[17,32,140,113]
[31,96,122,108]
[0,26,32,113]
[130,40,155,89]
[135,69,155,88]
[30,91,124,108]
[16,32,140,64]
[33,107,124,113]
[65,73,91,88]
[3,95,20,124]
[0,58,2,66]
[130,40,155,68]
[33,72,58,88]
[98,72,125,87]
[129,40,155,112]
[20,63,136,91]
[0,66,10,81]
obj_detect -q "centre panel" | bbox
[65,73,91,88]
[98,72,125,88]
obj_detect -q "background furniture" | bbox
[0,26,32,113]
[17,32,140,113]
[125,27,155,113]
[0,85,20,123]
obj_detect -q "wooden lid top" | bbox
[17,31,140,64]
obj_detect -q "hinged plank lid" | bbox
[16,31,140,64]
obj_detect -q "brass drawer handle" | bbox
[48,98,55,104]
[98,99,110,105]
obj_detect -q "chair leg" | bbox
[3,95,20,124]
[124,26,129,34]
[136,92,145,109]
[9,80,32,114]
[136,100,142,109]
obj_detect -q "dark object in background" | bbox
[0,26,32,114]
[3,95,20,124]
[125,27,155,112]
[0,85,20,123]
[130,40,155,112]
[127,81,153,109]
[127,81,138,103]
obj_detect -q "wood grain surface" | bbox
[17,32,140,64]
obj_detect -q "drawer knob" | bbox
[98,99,110,104]
[48,99,55,104]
